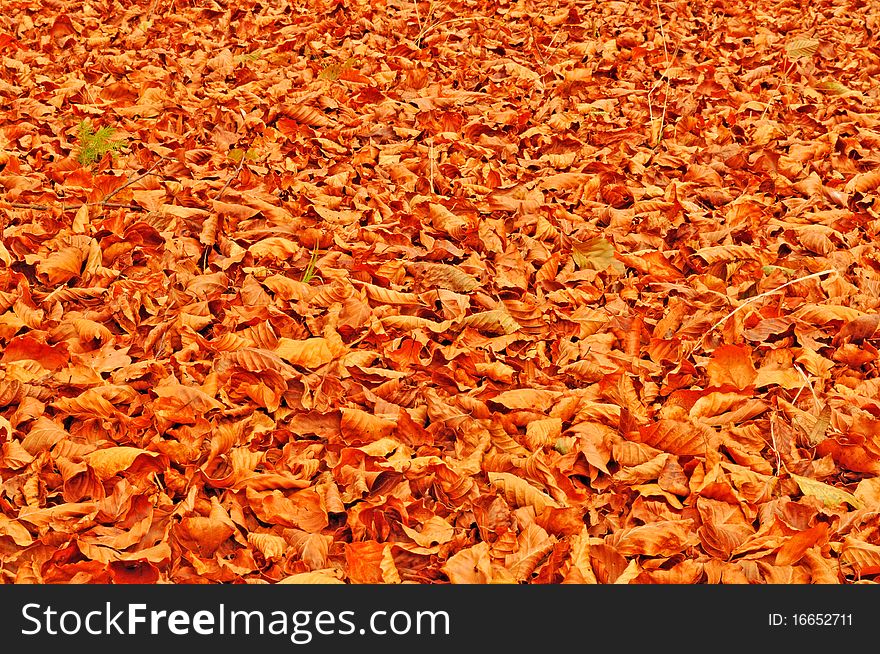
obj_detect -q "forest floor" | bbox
[1,0,880,584]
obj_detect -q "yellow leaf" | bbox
[786,38,821,59]
[73,203,90,233]
[456,309,521,335]
[249,237,301,260]
[790,473,862,509]
[813,79,859,97]
[84,447,163,480]
[274,337,336,368]
[277,570,345,584]
[572,236,618,271]
[247,533,288,560]
[488,471,562,511]
[400,516,454,548]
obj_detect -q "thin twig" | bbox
[213,147,250,202]
[646,1,682,147]
[412,0,423,37]
[793,363,820,411]
[656,0,669,63]
[700,268,837,346]
[429,136,435,194]
[5,156,166,214]
[417,16,507,44]
[6,201,145,211]
[769,412,782,477]
[102,202,147,210]
[145,0,161,22]
[102,156,166,203]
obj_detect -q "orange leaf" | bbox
[637,419,712,456]
[84,447,166,480]
[442,542,493,583]
[345,541,386,583]
[775,523,829,566]
[706,345,757,389]
[1,335,69,371]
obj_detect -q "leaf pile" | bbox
[1,0,880,584]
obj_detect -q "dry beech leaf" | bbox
[840,536,880,575]
[785,38,821,59]
[442,541,493,584]
[637,419,712,456]
[706,345,757,389]
[456,309,521,335]
[274,337,336,368]
[844,169,880,194]
[277,570,345,584]
[407,262,480,292]
[400,516,454,548]
[490,388,560,411]
[789,473,863,509]
[247,532,289,561]
[504,523,555,581]
[3,0,880,588]
[775,523,829,567]
[340,407,396,443]
[572,236,621,272]
[488,471,562,512]
[611,520,697,557]
[84,447,165,480]
[279,104,335,128]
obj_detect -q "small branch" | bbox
[145,0,161,22]
[429,136,435,194]
[6,201,145,211]
[700,268,838,346]
[417,16,507,45]
[213,148,250,202]
[6,202,56,210]
[102,156,166,203]
[102,202,147,210]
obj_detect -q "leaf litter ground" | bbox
[1,0,880,584]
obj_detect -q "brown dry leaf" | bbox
[697,498,755,559]
[572,236,623,272]
[400,516,455,549]
[637,419,712,456]
[844,169,880,194]
[775,523,829,567]
[840,536,880,575]
[2,0,879,589]
[274,337,337,368]
[84,447,166,480]
[278,570,345,584]
[504,523,556,581]
[340,408,396,443]
[706,345,757,389]
[443,542,493,584]
[490,389,560,411]
[488,472,562,512]
[611,520,698,557]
